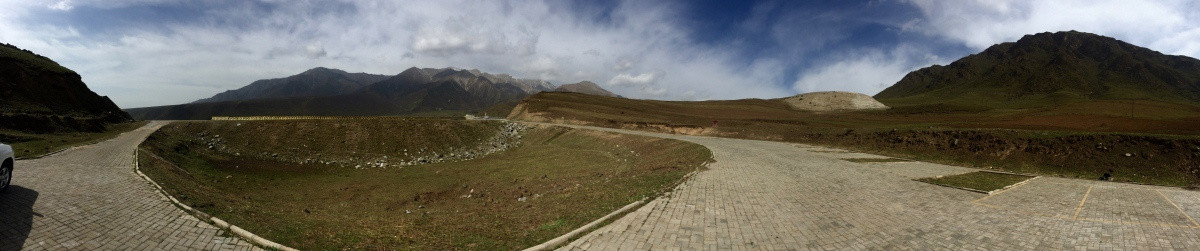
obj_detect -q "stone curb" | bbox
[16,141,87,160]
[519,122,714,250]
[914,173,1039,195]
[914,178,991,194]
[991,176,1040,194]
[134,148,299,251]
[524,159,710,251]
[16,122,147,160]
[523,199,646,251]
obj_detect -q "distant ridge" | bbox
[876,31,1200,109]
[194,67,388,103]
[554,81,621,97]
[126,67,616,120]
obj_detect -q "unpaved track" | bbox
[547,123,1200,250]
[0,122,257,250]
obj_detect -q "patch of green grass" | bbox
[841,158,910,163]
[537,219,570,232]
[917,172,1033,192]
[138,120,712,250]
[3,121,147,158]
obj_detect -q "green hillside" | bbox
[876,31,1200,110]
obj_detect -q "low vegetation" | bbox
[841,158,909,163]
[138,119,711,250]
[510,92,1200,187]
[0,43,74,74]
[1,121,146,159]
[795,129,1200,186]
[159,118,508,168]
[917,172,1033,192]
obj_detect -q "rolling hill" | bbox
[553,81,620,97]
[126,67,610,120]
[876,31,1200,109]
[0,43,132,132]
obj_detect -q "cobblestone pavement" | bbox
[0,122,258,250]
[553,125,1200,250]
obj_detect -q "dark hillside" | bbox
[876,31,1200,109]
[194,67,388,103]
[0,43,132,132]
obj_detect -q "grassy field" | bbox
[917,172,1033,192]
[138,119,711,250]
[509,92,1200,187]
[0,121,147,159]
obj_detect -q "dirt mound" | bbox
[780,91,889,111]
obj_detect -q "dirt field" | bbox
[509,92,1200,186]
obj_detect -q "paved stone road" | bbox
[556,125,1200,250]
[0,122,257,250]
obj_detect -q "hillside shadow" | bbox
[0,185,39,250]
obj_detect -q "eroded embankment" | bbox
[137,119,712,250]
[158,119,523,169]
[789,129,1200,186]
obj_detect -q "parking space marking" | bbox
[1073,185,1093,220]
[1158,189,1200,227]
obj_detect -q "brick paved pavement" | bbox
[0,122,257,250]
[552,124,1200,250]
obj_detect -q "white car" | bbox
[0,143,11,192]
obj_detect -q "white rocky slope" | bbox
[780,91,889,111]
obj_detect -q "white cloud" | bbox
[0,0,795,107]
[304,43,326,59]
[607,72,659,87]
[410,17,537,57]
[904,0,1200,57]
[612,58,633,72]
[48,0,72,11]
[792,45,942,95]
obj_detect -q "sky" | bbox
[2,0,1199,108]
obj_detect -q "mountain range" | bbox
[0,43,132,132]
[876,31,1200,109]
[126,66,618,120]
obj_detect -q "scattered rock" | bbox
[205,121,531,170]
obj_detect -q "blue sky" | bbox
[2,0,1199,108]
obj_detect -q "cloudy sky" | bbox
[2,0,1199,108]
